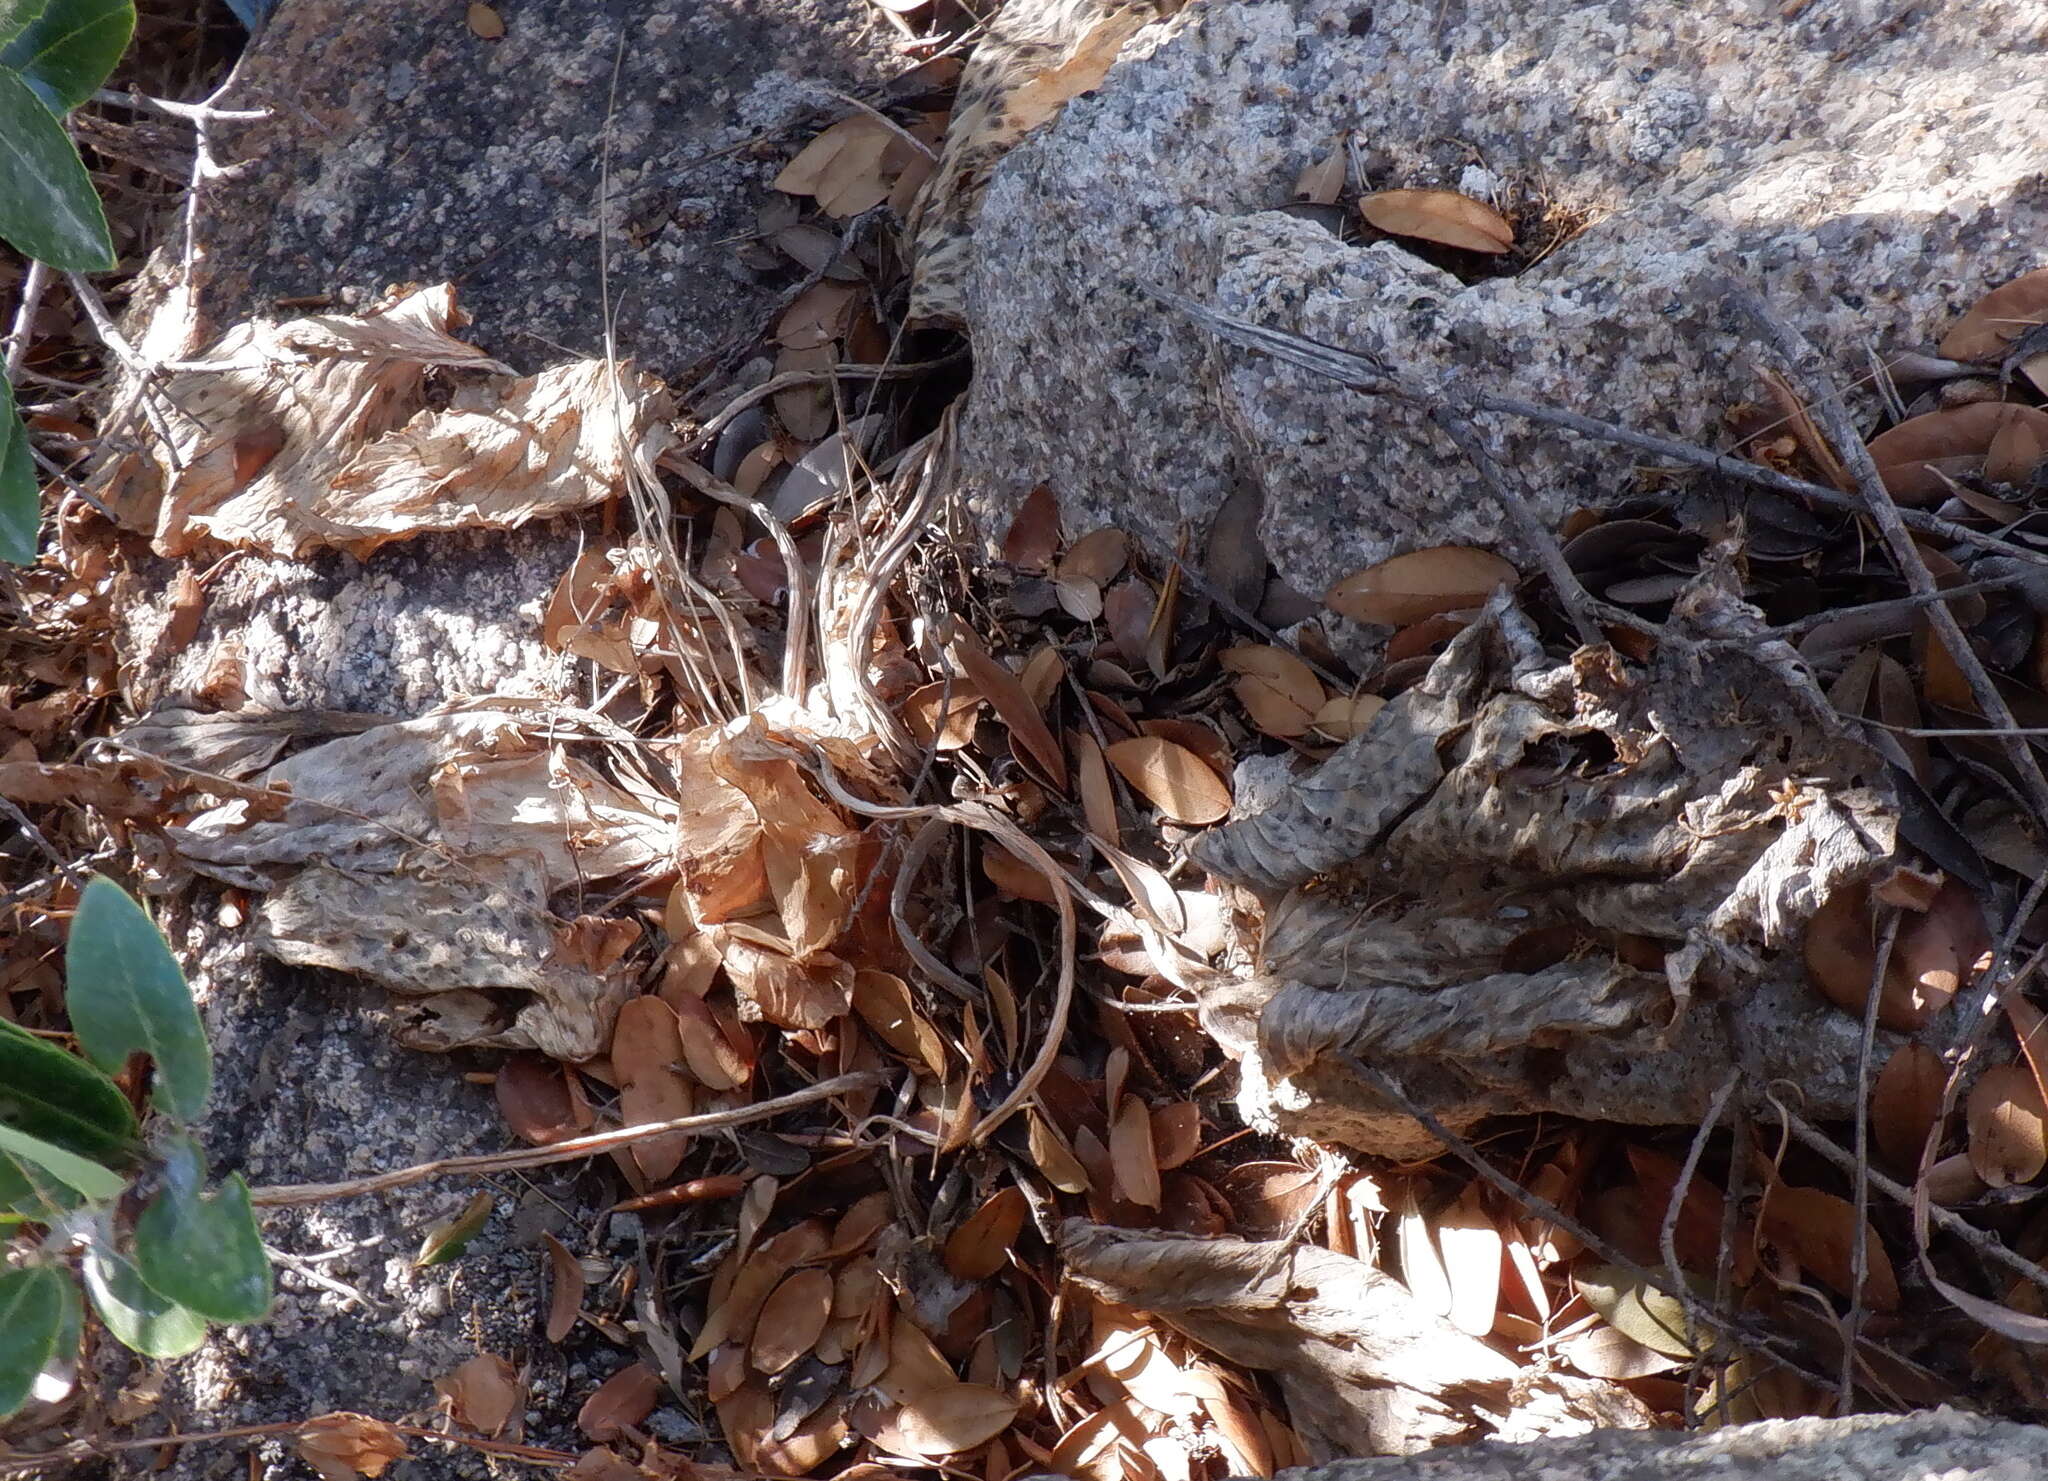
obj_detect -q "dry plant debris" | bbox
[10,34,2048,1479]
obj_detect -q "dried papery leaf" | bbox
[1867,403,2048,503]
[774,115,892,202]
[1096,839,1188,936]
[948,631,1068,789]
[862,1381,1021,1458]
[1573,1265,1701,1359]
[2003,990,2048,1113]
[1394,1186,1451,1316]
[1434,1184,1502,1337]
[902,680,981,751]
[1105,736,1231,825]
[543,1233,585,1344]
[716,934,853,1030]
[578,1362,662,1442]
[1624,1145,1750,1281]
[1205,1391,1276,1478]
[1757,1185,1899,1311]
[1144,550,1183,681]
[1072,729,1121,846]
[828,1193,893,1260]
[296,1413,409,1481]
[668,989,750,1092]
[1940,268,2048,362]
[1889,877,1988,1022]
[1804,879,1934,1032]
[494,1054,581,1146]
[1221,645,1324,739]
[1968,1063,2048,1189]
[466,3,506,37]
[778,281,860,350]
[692,1219,831,1360]
[982,840,1062,905]
[611,996,693,1182]
[1872,1042,1946,1172]
[1020,645,1067,713]
[944,1186,1029,1281]
[1986,409,2046,486]
[1294,140,1345,204]
[1062,527,1131,587]
[1110,1096,1163,1209]
[436,1354,522,1438]
[1312,691,1385,741]
[752,1268,835,1375]
[1004,484,1062,569]
[1103,578,1155,668]
[1561,1319,1684,1380]
[1029,1108,1092,1193]
[1324,546,1519,626]
[1150,1102,1202,1170]
[852,969,948,1078]
[1359,188,1514,253]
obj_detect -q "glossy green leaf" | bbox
[0,373,36,564]
[0,1015,138,1168]
[0,1122,125,1201]
[65,876,210,1121]
[83,1238,207,1358]
[0,0,133,112]
[414,1191,493,1268]
[0,0,52,49]
[134,1133,270,1323]
[0,1149,79,1220]
[0,65,111,269]
[0,1264,78,1421]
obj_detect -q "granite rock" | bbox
[955,0,2048,597]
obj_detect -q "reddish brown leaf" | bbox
[943,1185,1028,1281]
[435,1354,522,1438]
[577,1363,661,1442]
[611,997,694,1182]
[1104,736,1231,825]
[1360,188,1514,253]
[1324,546,1518,626]
[948,630,1068,789]
[1002,483,1061,570]
[1968,1063,2048,1189]
[543,1232,585,1343]
[751,1267,834,1374]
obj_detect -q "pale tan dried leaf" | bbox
[777,281,860,350]
[1204,1392,1275,1477]
[1105,736,1231,824]
[1007,9,1150,134]
[577,1362,661,1442]
[1867,402,2048,503]
[1434,1184,1502,1337]
[1096,838,1187,934]
[466,3,505,37]
[774,115,892,197]
[1312,691,1386,741]
[752,1268,835,1374]
[1968,1062,2048,1189]
[1003,484,1061,569]
[1138,717,1233,781]
[1872,1041,1946,1172]
[835,1256,882,1320]
[949,630,1068,788]
[944,1185,1029,1281]
[902,680,981,751]
[1939,268,2048,362]
[827,1192,893,1259]
[667,988,750,1092]
[1111,1096,1163,1209]
[1220,645,1324,739]
[1394,1185,1451,1316]
[435,1355,522,1438]
[773,342,836,441]
[1029,1108,1091,1193]
[1758,1185,1899,1310]
[1561,1321,1684,1380]
[852,968,949,1077]
[1294,140,1345,204]
[543,1233,585,1344]
[715,932,853,1030]
[1324,546,1519,626]
[1073,729,1120,846]
[1054,575,1104,622]
[1020,644,1067,713]
[1360,188,1514,253]
[296,1414,409,1481]
[864,1382,1020,1458]
[1103,577,1155,667]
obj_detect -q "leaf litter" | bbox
[13,40,2048,1481]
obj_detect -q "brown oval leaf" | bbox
[577,1362,662,1442]
[1110,1096,1162,1209]
[1940,268,2048,362]
[1360,188,1514,253]
[1003,483,1061,570]
[1324,546,1519,627]
[494,1055,580,1147]
[901,680,981,751]
[611,996,693,1181]
[542,1232,584,1344]
[863,1381,1020,1458]
[1866,403,2048,504]
[435,1355,521,1438]
[943,1185,1028,1281]
[1313,691,1386,740]
[1872,1042,1946,1173]
[1060,527,1130,587]
[1757,1185,1899,1311]
[751,1267,834,1375]
[1150,1102,1203,1170]
[465,2,504,37]
[1073,728,1120,846]
[1968,1063,2048,1189]
[1220,644,1324,739]
[1105,735,1231,824]
[948,631,1067,789]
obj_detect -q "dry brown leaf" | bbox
[296,1414,409,1481]
[1968,1063,2048,1189]
[1987,405,2048,486]
[1360,188,1514,253]
[667,989,752,1092]
[1562,1322,1683,1380]
[902,680,981,751]
[543,1232,585,1344]
[827,1192,892,1259]
[1007,8,1150,134]
[943,1186,1029,1281]
[778,281,860,350]
[1105,736,1230,825]
[1020,644,1067,713]
[1073,729,1120,845]
[1872,1042,1946,1172]
[852,969,949,1078]
[494,1055,584,1147]
[948,630,1068,789]
[1757,1185,1899,1311]
[862,1382,1021,1458]
[1294,140,1345,204]
[692,1219,831,1361]
[1939,267,2048,362]
[1003,484,1061,569]
[1062,527,1130,587]
[1110,1096,1162,1209]
[578,1363,662,1442]
[1867,403,2048,503]
[1150,1102,1202,1170]
[611,996,694,1182]
[1103,577,1155,668]
[1220,645,1324,739]
[1804,879,1952,1033]
[435,1354,522,1438]
[1434,1184,1502,1337]
[1393,1185,1450,1316]
[752,1268,835,1374]
[1325,546,1518,626]
[1312,691,1385,741]
[1205,1391,1276,1478]
[774,115,890,197]
[465,2,504,37]
[1029,1108,1092,1193]
[715,932,853,1030]
[1624,1145,1752,1282]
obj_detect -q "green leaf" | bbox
[65,876,210,1121]
[134,1133,270,1324]
[83,1238,207,1358]
[0,373,40,564]
[0,1015,138,1168]
[414,1191,493,1268]
[1,0,134,113]
[0,65,112,270]
[0,0,52,50]
[0,1149,79,1220]
[0,1264,79,1421]
[0,1122,125,1201]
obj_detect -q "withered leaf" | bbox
[1866,403,2048,503]
[611,996,694,1182]
[1940,268,2048,363]
[1872,1042,1946,1172]
[1758,1185,1899,1311]
[943,1186,1029,1282]
[1220,645,1324,739]
[753,1268,835,1375]
[1110,1096,1162,1210]
[296,1414,408,1481]
[543,1232,585,1344]
[1003,484,1062,570]
[948,630,1068,789]
[435,1354,522,1438]
[1360,188,1514,253]
[1105,736,1231,825]
[578,1362,662,1443]
[1968,1063,2048,1189]
[1325,546,1518,627]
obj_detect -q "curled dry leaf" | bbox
[1359,188,1514,254]
[1105,736,1231,825]
[1029,1108,1092,1194]
[577,1362,662,1442]
[295,1414,409,1481]
[1968,1063,2048,1189]
[1872,1041,1946,1171]
[1324,546,1518,627]
[852,969,949,1079]
[944,1185,1029,1281]
[752,1268,835,1375]
[861,1382,1021,1458]
[1865,402,2048,503]
[1757,1185,1899,1311]
[435,1354,523,1438]
[610,996,694,1182]
[901,680,980,751]
[1939,267,2048,362]
[543,1232,585,1344]
[1220,645,1324,739]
